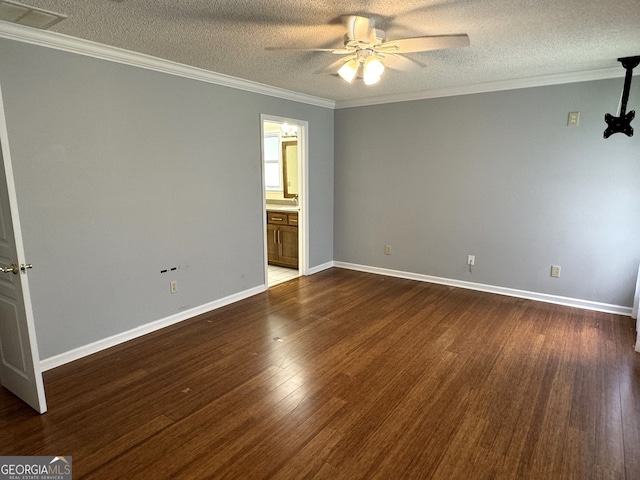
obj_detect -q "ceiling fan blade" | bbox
[381,54,425,72]
[314,57,351,74]
[380,34,470,54]
[265,47,350,54]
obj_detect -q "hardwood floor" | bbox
[1,268,639,479]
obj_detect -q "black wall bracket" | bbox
[604,56,640,138]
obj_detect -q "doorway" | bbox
[260,115,308,288]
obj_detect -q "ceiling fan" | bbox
[267,15,470,86]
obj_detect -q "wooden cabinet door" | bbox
[278,225,298,268]
[266,210,298,268]
[267,224,280,264]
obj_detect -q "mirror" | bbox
[283,141,298,198]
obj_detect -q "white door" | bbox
[0,88,47,414]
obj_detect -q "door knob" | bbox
[0,263,20,274]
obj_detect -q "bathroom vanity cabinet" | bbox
[266,211,298,268]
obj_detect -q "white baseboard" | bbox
[41,263,633,371]
[41,262,333,371]
[333,261,632,316]
[307,261,334,275]
[40,285,266,371]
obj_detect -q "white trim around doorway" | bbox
[260,114,309,288]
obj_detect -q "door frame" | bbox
[260,114,309,287]
[0,82,47,413]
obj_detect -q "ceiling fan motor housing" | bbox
[343,28,385,49]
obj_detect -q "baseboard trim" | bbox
[307,261,334,275]
[40,284,266,371]
[333,262,632,316]
[40,262,632,371]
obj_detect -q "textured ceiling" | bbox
[18,0,640,103]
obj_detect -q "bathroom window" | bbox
[264,133,282,191]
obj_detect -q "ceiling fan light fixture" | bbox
[281,123,298,137]
[338,58,359,83]
[266,15,470,89]
[364,56,384,78]
[363,74,381,86]
[363,56,384,85]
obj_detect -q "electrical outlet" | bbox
[467,255,475,266]
[567,112,580,126]
[551,265,561,278]
[384,245,392,255]
[170,280,178,293]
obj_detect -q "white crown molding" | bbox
[0,21,336,109]
[1,22,633,112]
[333,261,632,316]
[0,21,632,111]
[335,67,630,109]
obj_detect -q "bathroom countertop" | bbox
[266,204,299,212]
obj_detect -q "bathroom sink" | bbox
[265,204,299,212]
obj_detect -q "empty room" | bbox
[0,1,639,478]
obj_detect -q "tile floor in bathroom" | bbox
[268,265,299,286]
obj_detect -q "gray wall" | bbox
[335,79,640,307]
[0,39,334,359]
[2,34,637,361]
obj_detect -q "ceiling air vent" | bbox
[0,0,66,29]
